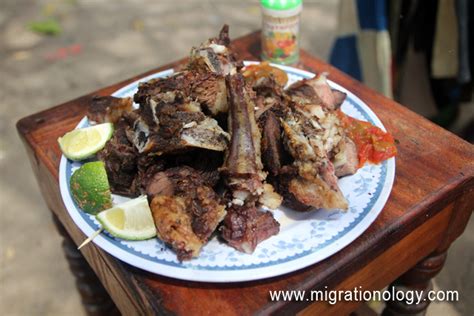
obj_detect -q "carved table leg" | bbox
[382,250,447,316]
[52,215,121,316]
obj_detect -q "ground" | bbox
[0,1,472,315]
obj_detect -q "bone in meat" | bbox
[188,25,242,76]
[220,74,280,253]
[280,106,349,210]
[88,96,133,124]
[222,74,265,202]
[131,92,229,155]
[148,166,226,260]
[134,71,228,116]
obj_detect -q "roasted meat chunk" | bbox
[191,73,228,115]
[333,136,359,177]
[98,117,166,197]
[131,91,229,155]
[88,96,133,124]
[221,205,280,254]
[188,25,242,76]
[332,89,347,108]
[287,73,345,111]
[260,111,284,176]
[97,119,139,197]
[279,104,349,210]
[145,166,219,198]
[222,74,266,203]
[134,71,228,116]
[148,166,226,260]
[220,74,281,253]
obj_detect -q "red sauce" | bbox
[337,110,397,168]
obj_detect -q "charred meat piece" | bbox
[252,76,287,120]
[287,73,345,111]
[148,166,226,260]
[332,89,347,108]
[280,105,349,210]
[260,111,284,176]
[188,25,242,76]
[222,74,266,203]
[134,73,191,107]
[286,160,348,210]
[134,154,166,194]
[131,92,229,155]
[145,166,219,198]
[191,73,228,115]
[277,166,312,212]
[151,196,203,260]
[97,118,139,197]
[287,176,347,210]
[333,136,359,178]
[98,117,166,197]
[221,205,280,254]
[88,96,133,124]
[134,71,228,116]
[220,74,281,253]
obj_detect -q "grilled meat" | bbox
[88,96,133,124]
[191,72,228,115]
[287,73,345,111]
[188,25,243,76]
[97,118,139,197]
[148,166,226,260]
[332,89,347,109]
[221,204,280,254]
[333,136,359,177]
[145,166,219,199]
[280,102,349,210]
[134,71,228,116]
[92,25,365,262]
[260,111,284,176]
[252,76,286,120]
[131,91,229,154]
[222,74,266,203]
[98,117,166,197]
[220,74,281,253]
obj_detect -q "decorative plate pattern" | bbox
[59,62,395,282]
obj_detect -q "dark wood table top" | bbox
[17,31,474,315]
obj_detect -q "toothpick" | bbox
[77,227,104,250]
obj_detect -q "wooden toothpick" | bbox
[77,227,104,250]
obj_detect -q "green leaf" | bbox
[28,18,61,36]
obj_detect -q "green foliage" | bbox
[28,18,61,36]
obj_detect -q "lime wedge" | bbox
[70,161,112,215]
[58,123,114,161]
[96,196,156,240]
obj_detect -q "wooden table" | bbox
[17,31,473,316]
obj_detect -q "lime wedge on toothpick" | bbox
[96,196,156,241]
[58,123,113,161]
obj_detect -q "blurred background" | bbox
[0,0,472,315]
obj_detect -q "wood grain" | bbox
[17,31,474,315]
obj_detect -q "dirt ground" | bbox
[0,1,472,315]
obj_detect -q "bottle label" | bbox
[261,14,300,65]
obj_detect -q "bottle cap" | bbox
[261,0,302,11]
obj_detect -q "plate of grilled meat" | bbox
[59,26,396,282]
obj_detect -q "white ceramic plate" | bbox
[59,62,395,283]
